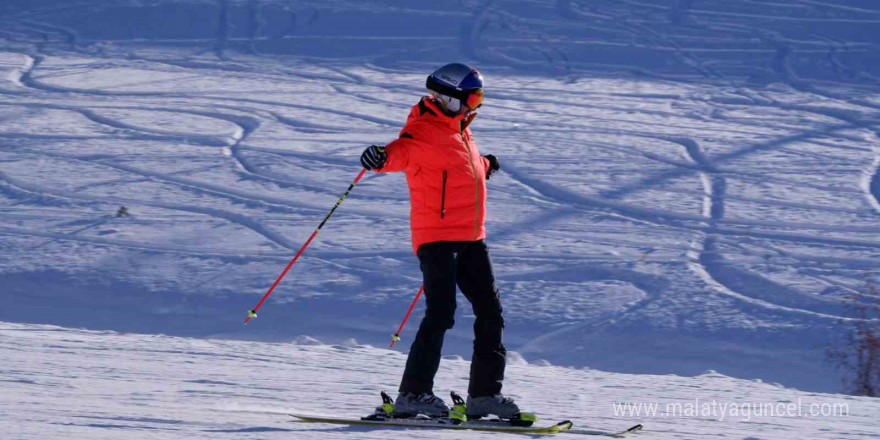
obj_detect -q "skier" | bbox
[360,63,520,420]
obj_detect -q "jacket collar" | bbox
[417,97,476,132]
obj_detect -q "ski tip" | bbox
[609,424,643,437]
[555,420,573,432]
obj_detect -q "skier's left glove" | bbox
[484,154,500,180]
[361,145,387,170]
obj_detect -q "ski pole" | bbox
[390,285,424,347]
[244,168,368,325]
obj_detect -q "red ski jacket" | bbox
[375,97,491,254]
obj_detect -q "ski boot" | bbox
[393,391,449,418]
[466,394,537,426]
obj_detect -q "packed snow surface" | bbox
[1,0,879,438]
[3,323,879,439]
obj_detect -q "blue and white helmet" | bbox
[426,63,484,113]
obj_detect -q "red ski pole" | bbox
[390,285,425,347]
[244,168,367,325]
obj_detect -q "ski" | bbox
[290,413,575,434]
[290,391,642,436]
[290,391,642,438]
[291,413,642,436]
[570,423,644,437]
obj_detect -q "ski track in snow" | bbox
[1,0,879,417]
[869,154,880,213]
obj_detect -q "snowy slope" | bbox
[3,322,879,440]
[0,0,879,421]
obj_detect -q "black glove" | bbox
[361,145,387,170]
[484,154,499,179]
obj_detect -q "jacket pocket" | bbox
[440,170,447,219]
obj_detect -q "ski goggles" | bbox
[426,76,484,109]
[463,89,484,109]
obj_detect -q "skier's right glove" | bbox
[361,145,387,170]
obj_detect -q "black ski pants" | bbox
[399,240,506,398]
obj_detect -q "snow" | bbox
[1,0,879,438]
[4,322,879,439]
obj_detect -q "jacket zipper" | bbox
[440,170,447,219]
[459,123,481,239]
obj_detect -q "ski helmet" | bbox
[425,63,484,113]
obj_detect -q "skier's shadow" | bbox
[292,424,550,438]
[203,427,296,433]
